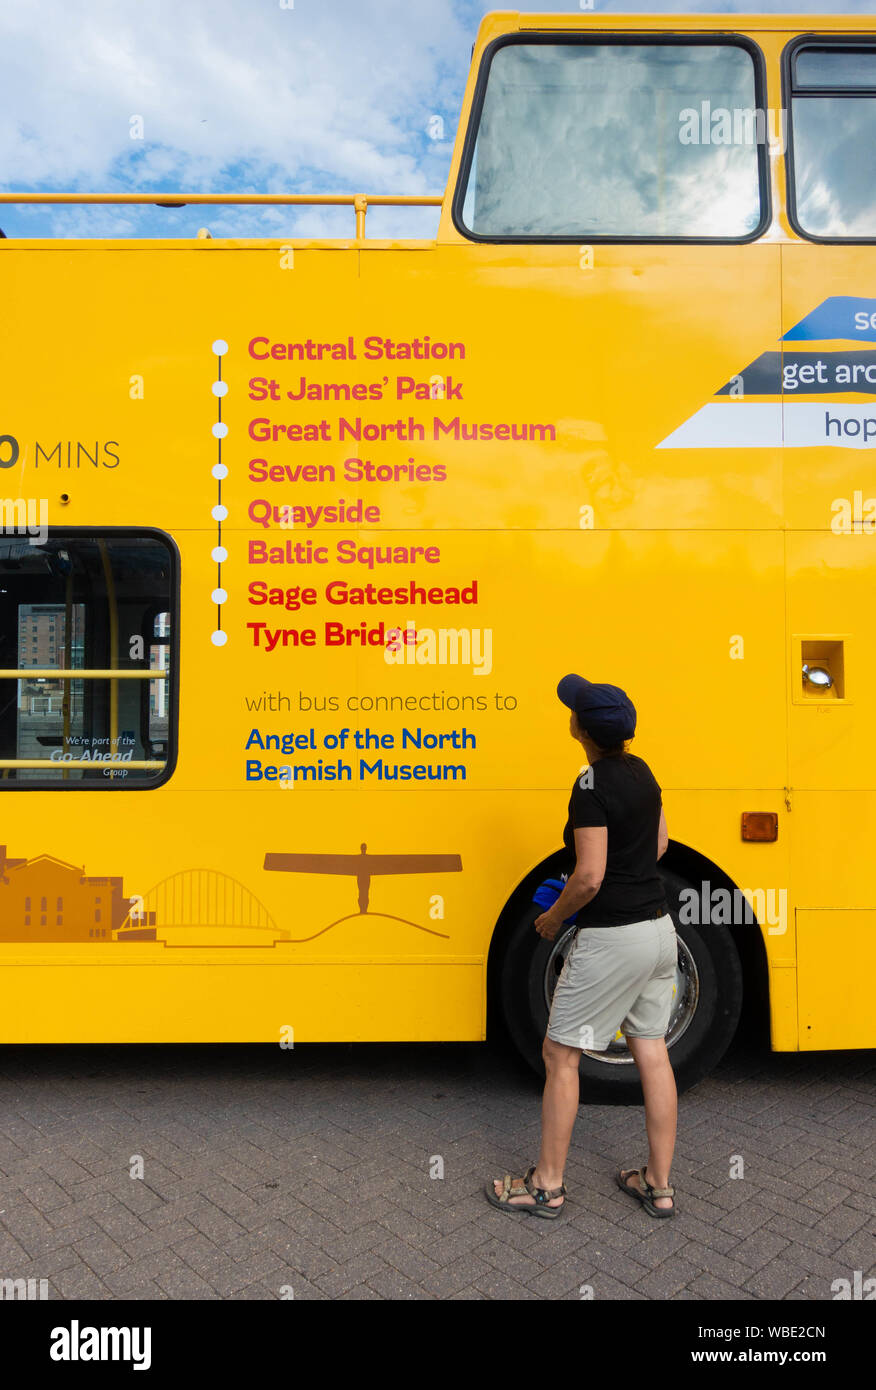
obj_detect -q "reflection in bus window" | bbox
[0,536,176,787]
[795,47,876,87]
[459,41,764,239]
[148,611,171,756]
[791,45,876,238]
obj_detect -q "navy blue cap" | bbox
[556,674,636,746]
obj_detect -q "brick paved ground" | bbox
[0,1036,873,1301]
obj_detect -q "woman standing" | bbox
[487,674,678,1219]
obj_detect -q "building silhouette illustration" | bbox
[0,845,143,942]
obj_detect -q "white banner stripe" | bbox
[657,404,782,449]
[658,402,876,450]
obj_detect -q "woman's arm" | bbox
[535,826,607,941]
[657,806,668,860]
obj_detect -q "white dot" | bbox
[212,339,228,356]
[212,422,228,439]
[211,630,228,646]
[212,504,228,521]
[212,381,228,397]
[212,463,228,480]
[212,588,227,604]
[212,545,228,563]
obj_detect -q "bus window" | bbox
[456,38,766,241]
[0,534,177,788]
[788,42,876,239]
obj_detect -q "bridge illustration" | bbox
[118,868,284,942]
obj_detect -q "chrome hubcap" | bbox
[543,922,699,1065]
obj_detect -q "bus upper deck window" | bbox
[788,42,876,240]
[455,38,767,241]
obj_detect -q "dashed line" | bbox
[211,338,229,646]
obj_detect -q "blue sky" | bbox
[1,0,873,239]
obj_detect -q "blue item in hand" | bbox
[532,876,578,926]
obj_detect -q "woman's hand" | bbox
[535,910,562,941]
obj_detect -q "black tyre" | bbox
[498,867,744,1102]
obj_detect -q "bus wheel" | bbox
[497,867,744,1102]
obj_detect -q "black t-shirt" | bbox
[562,753,668,928]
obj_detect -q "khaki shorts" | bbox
[546,913,678,1052]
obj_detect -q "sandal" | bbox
[484,1165,566,1219]
[616,1165,676,1218]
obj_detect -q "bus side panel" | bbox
[0,959,485,1044]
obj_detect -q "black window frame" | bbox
[783,32,876,245]
[0,526,180,793]
[451,31,772,246]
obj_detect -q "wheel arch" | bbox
[486,839,771,1044]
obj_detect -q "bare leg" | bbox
[493,1036,579,1207]
[622,1036,677,1209]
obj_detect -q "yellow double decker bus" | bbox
[1,11,874,1099]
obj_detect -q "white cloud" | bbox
[0,0,470,236]
[2,0,874,237]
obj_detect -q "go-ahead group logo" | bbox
[659,297,876,451]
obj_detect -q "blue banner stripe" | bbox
[783,296,876,343]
